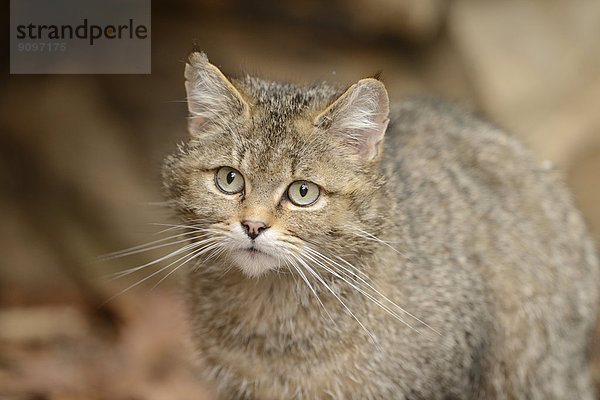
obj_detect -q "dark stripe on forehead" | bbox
[290,151,298,178]
[235,144,247,167]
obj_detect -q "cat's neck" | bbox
[186,250,397,341]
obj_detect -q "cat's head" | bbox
[163,52,391,278]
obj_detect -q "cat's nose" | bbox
[241,220,269,240]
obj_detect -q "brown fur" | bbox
[162,53,599,399]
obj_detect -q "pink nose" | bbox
[242,220,269,240]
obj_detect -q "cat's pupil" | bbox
[300,183,308,197]
[227,172,236,185]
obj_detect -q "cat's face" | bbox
[163,53,390,278]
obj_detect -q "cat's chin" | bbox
[231,248,280,278]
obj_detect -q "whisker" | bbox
[283,252,334,324]
[152,225,191,236]
[103,239,221,304]
[99,221,218,261]
[149,222,221,233]
[215,256,238,279]
[351,227,409,259]
[300,250,417,333]
[139,200,180,207]
[109,236,219,279]
[202,237,231,264]
[150,219,212,237]
[303,246,439,335]
[281,255,300,287]
[292,251,378,344]
[99,233,204,261]
[151,241,224,290]
[297,236,371,280]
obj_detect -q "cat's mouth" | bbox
[244,246,269,257]
[231,245,279,278]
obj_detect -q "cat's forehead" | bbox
[227,78,340,179]
[236,76,342,117]
[235,127,328,182]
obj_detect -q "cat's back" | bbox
[383,97,597,274]
[383,98,599,398]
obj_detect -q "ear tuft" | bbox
[184,52,249,134]
[184,52,209,81]
[316,78,390,160]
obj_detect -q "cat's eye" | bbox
[287,181,320,207]
[215,167,244,194]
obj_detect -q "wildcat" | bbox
[161,52,599,399]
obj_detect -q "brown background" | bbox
[1,0,600,398]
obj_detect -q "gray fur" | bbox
[162,53,599,399]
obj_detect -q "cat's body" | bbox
[163,53,599,399]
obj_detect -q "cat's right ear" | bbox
[184,52,249,133]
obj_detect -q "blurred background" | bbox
[1,0,600,398]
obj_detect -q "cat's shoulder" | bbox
[389,97,501,140]
[387,97,532,166]
[384,97,557,199]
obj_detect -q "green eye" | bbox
[215,167,244,194]
[287,181,320,207]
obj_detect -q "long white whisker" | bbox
[304,246,439,335]
[150,219,208,236]
[283,252,334,323]
[149,222,222,233]
[151,225,192,236]
[140,200,179,207]
[109,237,219,279]
[104,239,221,304]
[100,234,204,261]
[351,227,408,258]
[281,255,299,287]
[299,237,371,281]
[293,252,378,344]
[300,250,417,333]
[151,241,224,290]
[202,237,231,263]
[99,220,219,260]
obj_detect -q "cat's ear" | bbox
[184,52,249,132]
[315,78,389,160]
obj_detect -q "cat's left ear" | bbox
[315,78,389,160]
